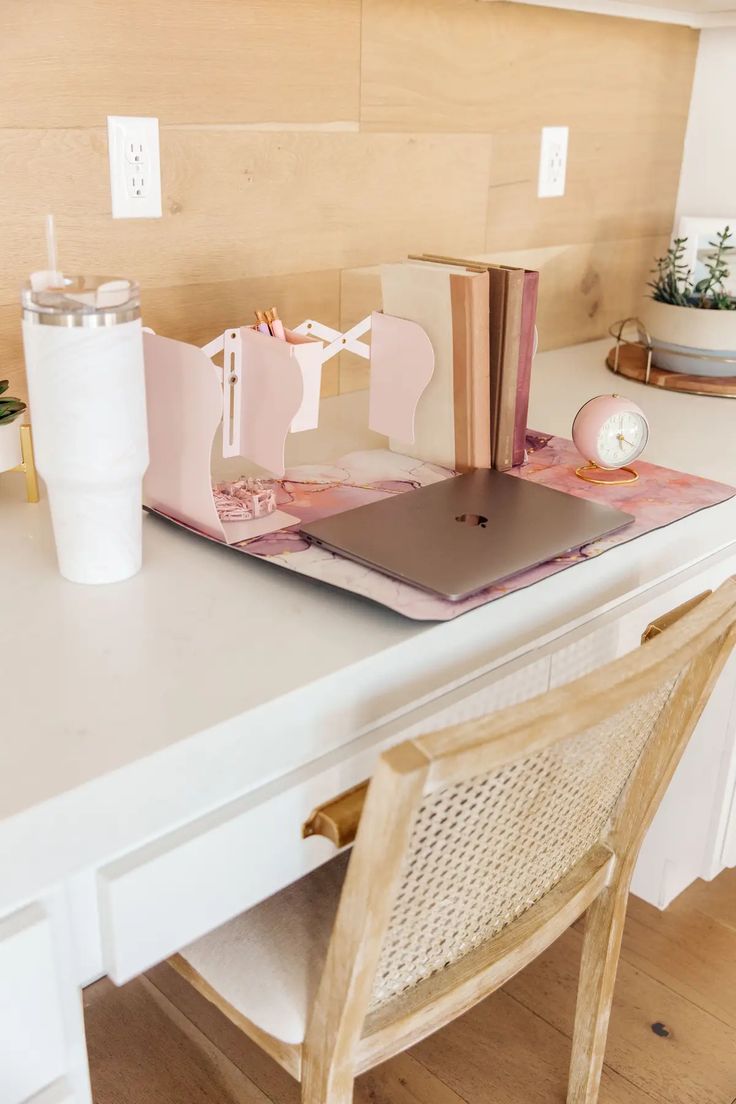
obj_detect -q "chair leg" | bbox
[567,879,629,1104]
[301,1077,353,1104]
[301,1057,354,1104]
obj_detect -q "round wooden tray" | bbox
[606,344,736,398]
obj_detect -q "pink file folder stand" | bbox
[141,312,434,548]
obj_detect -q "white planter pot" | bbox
[640,298,736,377]
[0,420,22,473]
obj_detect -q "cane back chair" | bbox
[169,579,736,1104]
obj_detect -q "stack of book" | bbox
[380,255,539,472]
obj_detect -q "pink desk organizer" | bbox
[142,312,434,546]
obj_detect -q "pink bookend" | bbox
[143,332,227,542]
[143,331,299,545]
[369,311,434,441]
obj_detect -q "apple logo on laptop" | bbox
[456,513,488,528]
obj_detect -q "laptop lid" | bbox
[300,469,633,601]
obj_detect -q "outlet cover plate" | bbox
[538,126,569,199]
[107,116,162,219]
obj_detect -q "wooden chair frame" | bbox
[172,579,736,1104]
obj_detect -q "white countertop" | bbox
[2,339,735,855]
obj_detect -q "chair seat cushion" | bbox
[179,851,349,1045]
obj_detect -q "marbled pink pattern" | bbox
[149,439,736,621]
[224,438,735,620]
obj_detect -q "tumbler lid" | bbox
[22,276,140,326]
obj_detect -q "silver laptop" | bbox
[300,469,633,601]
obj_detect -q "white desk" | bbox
[2,339,736,1104]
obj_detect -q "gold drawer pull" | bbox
[642,591,712,644]
[302,780,369,848]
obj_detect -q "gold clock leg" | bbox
[575,461,639,486]
[18,424,40,503]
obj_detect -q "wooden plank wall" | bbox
[0,0,698,402]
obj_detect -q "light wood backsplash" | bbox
[0,0,698,403]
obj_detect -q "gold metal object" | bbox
[9,423,40,503]
[609,318,653,383]
[641,591,712,644]
[575,461,639,486]
[302,780,369,847]
[607,319,736,397]
[605,346,736,399]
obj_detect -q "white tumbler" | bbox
[21,276,149,584]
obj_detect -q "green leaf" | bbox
[0,399,26,421]
[0,380,8,395]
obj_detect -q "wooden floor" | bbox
[84,867,736,1104]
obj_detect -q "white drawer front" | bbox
[98,654,550,984]
[0,904,67,1104]
[549,621,622,687]
[549,565,734,690]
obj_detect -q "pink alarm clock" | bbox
[572,394,649,483]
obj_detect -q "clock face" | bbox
[596,410,649,467]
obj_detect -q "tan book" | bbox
[486,265,507,469]
[494,266,524,472]
[413,254,528,471]
[449,268,492,470]
[381,261,490,471]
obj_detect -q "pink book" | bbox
[512,270,540,467]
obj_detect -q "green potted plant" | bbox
[641,227,736,377]
[0,379,27,472]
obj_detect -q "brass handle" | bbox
[641,591,712,644]
[302,780,369,848]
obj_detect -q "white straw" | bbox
[45,213,61,285]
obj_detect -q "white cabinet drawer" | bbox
[98,653,550,984]
[0,904,67,1104]
[550,556,736,689]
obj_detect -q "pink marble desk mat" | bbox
[147,435,735,621]
[207,433,732,621]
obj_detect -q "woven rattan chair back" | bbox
[368,677,675,1010]
[302,580,736,1104]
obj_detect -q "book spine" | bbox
[494,268,524,472]
[512,270,540,467]
[488,268,508,469]
[468,270,491,469]
[449,273,472,472]
[450,271,491,471]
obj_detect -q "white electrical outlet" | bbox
[538,126,568,199]
[107,116,162,219]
